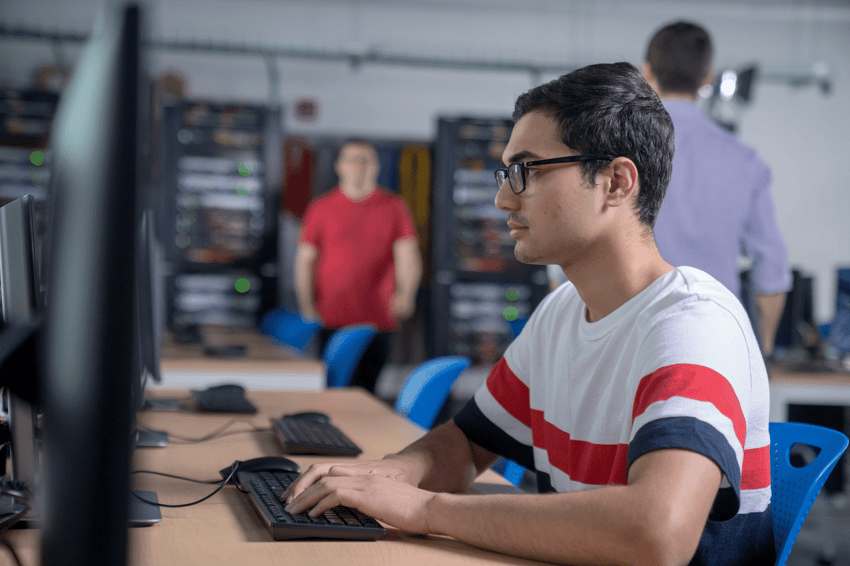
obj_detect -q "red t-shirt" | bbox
[300,188,418,331]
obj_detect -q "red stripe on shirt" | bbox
[632,364,746,449]
[741,445,771,490]
[486,357,531,427]
[530,409,629,486]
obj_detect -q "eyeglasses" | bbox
[494,154,614,195]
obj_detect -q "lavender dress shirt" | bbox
[653,100,791,300]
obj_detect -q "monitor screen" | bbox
[40,3,144,565]
[0,194,41,511]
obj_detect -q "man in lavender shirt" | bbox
[643,21,791,356]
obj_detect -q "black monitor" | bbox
[40,3,145,565]
[774,269,818,356]
[0,195,42,511]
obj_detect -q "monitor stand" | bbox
[15,491,162,528]
[136,428,169,448]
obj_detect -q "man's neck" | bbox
[340,183,377,201]
[658,91,698,103]
[562,231,674,323]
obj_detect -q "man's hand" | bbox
[283,459,417,504]
[283,472,436,534]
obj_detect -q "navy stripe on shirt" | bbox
[453,396,535,471]
[628,416,741,521]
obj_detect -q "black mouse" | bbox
[220,456,301,479]
[283,411,331,424]
[206,383,246,396]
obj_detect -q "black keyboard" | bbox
[237,469,385,541]
[271,417,362,456]
[191,389,257,414]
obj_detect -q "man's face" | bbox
[335,143,379,190]
[496,111,605,267]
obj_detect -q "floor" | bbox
[375,363,850,566]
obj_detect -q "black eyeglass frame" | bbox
[495,154,614,195]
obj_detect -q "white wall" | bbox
[2,0,849,322]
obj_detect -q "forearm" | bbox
[294,258,317,317]
[756,292,786,356]
[427,488,673,566]
[395,258,422,303]
[386,421,481,493]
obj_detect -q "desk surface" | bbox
[158,327,325,390]
[768,362,850,422]
[7,389,534,566]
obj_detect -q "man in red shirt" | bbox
[295,139,422,392]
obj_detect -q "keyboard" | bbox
[191,389,258,414]
[237,469,385,541]
[271,417,362,456]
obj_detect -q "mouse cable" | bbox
[130,462,245,508]
[130,469,222,484]
[137,419,270,444]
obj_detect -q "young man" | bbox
[295,139,422,392]
[285,63,774,565]
[644,21,790,357]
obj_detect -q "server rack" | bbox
[160,101,281,330]
[430,117,549,365]
[0,89,59,284]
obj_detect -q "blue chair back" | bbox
[394,356,471,429]
[770,421,849,566]
[260,308,321,354]
[492,458,526,487]
[507,317,529,340]
[323,324,378,388]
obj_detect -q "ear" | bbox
[600,157,639,209]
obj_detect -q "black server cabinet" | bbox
[430,117,549,365]
[0,89,59,283]
[160,101,281,330]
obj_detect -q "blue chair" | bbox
[492,458,526,487]
[770,421,849,566]
[507,316,529,340]
[323,324,378,388]
[394,356,471,429]
[259,308,321,354]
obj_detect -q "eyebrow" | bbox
[504,150,542,165]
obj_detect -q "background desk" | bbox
[2,388,527,566]
[768,364,850,422]
[156,327,325,390]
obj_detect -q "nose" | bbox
[495,177,519,212]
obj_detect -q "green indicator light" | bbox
[238,163,252,176]
[30,151,45,166]
[236,189,249,196]
[505,287,519,301]
[503,306,519,321]
[235,278,251,293]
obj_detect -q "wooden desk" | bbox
[157,327,325,390]
[1,389,530,566]
[768,363,850,422]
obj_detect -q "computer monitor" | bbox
[774,269,818,356]
[40,3,145,565]
[0,195,42,508]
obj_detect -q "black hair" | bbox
[512,62,674,228]
[645,21,713,96]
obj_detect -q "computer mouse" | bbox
[204,344,247,358]
[283,411,331,424]
[220,456,301,479]
[206,383,246,395]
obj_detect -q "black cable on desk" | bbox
[130,462,244,508]
[137,419,270,444]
